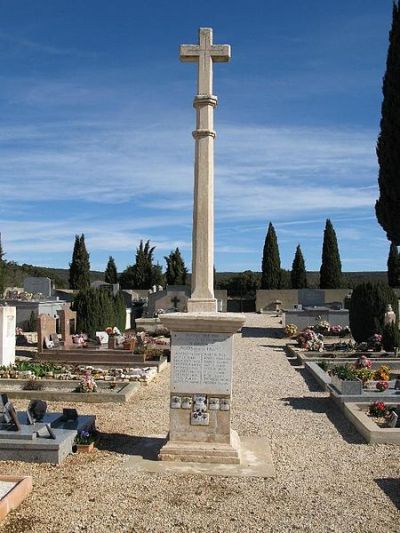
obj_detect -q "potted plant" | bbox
[330,364,363,395]
[74,429,97,453]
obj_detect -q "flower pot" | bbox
[75,442,95,453]
[123,339,136,351]
[331,375,362,395]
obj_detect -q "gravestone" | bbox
[37,314,56,351]
[159,29,245,464]
[0,306,16,366]
[298,289,325,307]
[57,306,76,346]
[23,277,52,298]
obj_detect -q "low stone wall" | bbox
[283,309,349,329]
[256,289,351,313]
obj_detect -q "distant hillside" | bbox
[3,261,387,292]
[4,261,104,290]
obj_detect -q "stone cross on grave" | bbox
[180,28,231,313]
[171,295,180,311]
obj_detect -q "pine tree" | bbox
[261,222,281,289]
[69,234,91,290]
[387,242,400,287]
[165,248,188,285]
[0,233,5,297]
[105,256,118,284]
[291,245,307,289]
[376,2,400,244]
[319,219,342,289]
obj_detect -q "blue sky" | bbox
[0,0,396,274]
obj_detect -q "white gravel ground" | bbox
[0,313,399,533]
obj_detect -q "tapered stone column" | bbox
[180,28,230,313]
[159,28,245,464]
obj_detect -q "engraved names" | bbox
[171,331,232,394]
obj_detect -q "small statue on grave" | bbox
[384,304,396,326]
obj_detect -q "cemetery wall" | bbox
[256,289,351,312]
[0,300,69,328]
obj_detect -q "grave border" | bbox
[343,402,400,444]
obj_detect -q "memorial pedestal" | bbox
[0,306,16,367]
[158,312,245,464]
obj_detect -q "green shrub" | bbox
[382,322,400,352]
[349,282,398,343]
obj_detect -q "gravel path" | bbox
[0,313,399,532]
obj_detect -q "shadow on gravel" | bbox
[242,326,283,338]
[281,396,365,444]
[295,367,322,392]
[96,433,167,459]
[281,396,328,413]
[375,478,400,510]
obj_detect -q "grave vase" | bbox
[108,337,118,350]
[75,442,95,453]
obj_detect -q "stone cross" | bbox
[171,296,180,311]
[180,27,230,95]
[180,28,231,313]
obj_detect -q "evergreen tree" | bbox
[291,245,307,289]
[387,242,400,287]
[133,240,155,288]
[72,287,126,338]
[69,234,91,290]
[119,240,158,290]
[105,256,118,284]
[376,2,400,244]
[0,233,5,297]
[319,219,342,289]
[164,248,188,285]
[151,263,164,287]
[261,222,281,289]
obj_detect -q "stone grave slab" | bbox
[0,476,32,521]
[0,410,95,464]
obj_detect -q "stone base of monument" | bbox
[158,429,240,464]
[158,312,248,466]
[124,434,275,477]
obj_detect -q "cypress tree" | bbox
[349,282,398,342]
[113,292,127,332]
[133,240,155,288]
[376,2,400,244]
[105,256,118,284]
[387,242,400,287]
[261,222,281,289]
[319,219,342,289]
[291,245,307,289]
[72,287,126,338]
[119,240,157,289]
[0,233,5,297]
[165,248,188,285]
[69,234,91,290]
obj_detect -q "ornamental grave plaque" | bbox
[171,332,232,395]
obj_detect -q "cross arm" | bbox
[180,45,200,62]
[210,45,231,62]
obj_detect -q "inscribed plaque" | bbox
[171,331,232,394]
